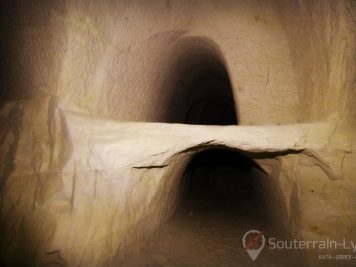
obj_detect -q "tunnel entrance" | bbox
[121,149,308,266]
[166,38,238,125]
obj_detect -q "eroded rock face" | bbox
[0,0,355,266]
[0,99,355,266]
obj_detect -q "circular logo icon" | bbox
[242,230,265,261]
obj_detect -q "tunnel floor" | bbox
[120,192,308,267]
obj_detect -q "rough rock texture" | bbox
[0,99,355,266]
[1,1,354,124]
[1,0,300,124]
[274,0,356,122]
[0,0,355,266]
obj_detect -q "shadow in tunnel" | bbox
[164,37,238,126]
[181,149,259,211]
[180,69,237,125]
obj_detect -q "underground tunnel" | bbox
[119,148,308,266]
[164,37,238,125]
[0,1,356,267]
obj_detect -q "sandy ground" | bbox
[120,192,308,267]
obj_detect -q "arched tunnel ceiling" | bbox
[0,1,355,266]
[1,0,355,124]
[159,37,238,125]
[1,0,351,124]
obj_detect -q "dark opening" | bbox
[166,39,238,125]
[183,149,257,202]
[181,69,238,125]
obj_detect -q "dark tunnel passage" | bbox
[121,149,308,266]
[166,38,238,125]
[121,39,307,266]
[121,40,308,267]
[181,149,258,206]
[181,70,237,125]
